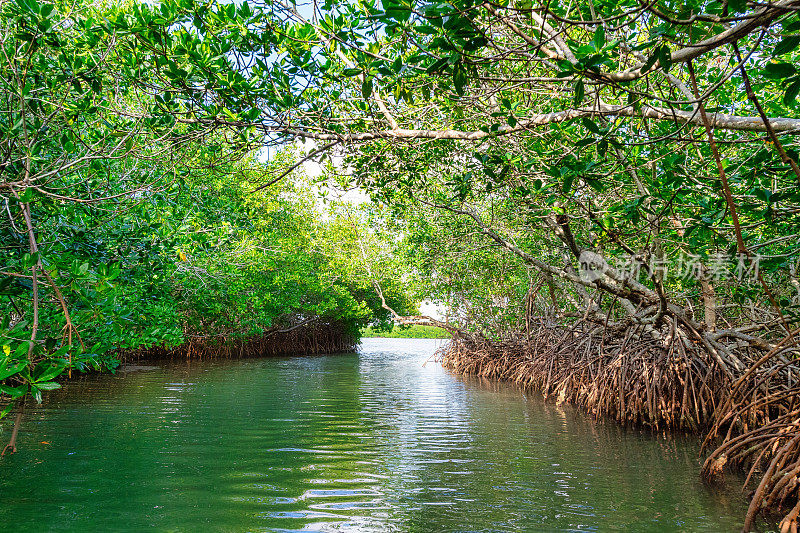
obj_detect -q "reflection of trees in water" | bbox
[2,347,747,531]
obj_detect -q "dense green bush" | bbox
[361,325,450,339]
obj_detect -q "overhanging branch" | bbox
[247,104,800,144]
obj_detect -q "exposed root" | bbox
[439,320,728,430]
[122,319,357,361]
[702,329,800,531]
[438,320,800,530]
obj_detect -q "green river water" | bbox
[1,338,751,531]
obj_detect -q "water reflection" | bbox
[0,338,749,532]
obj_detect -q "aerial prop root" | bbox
[437,319,727,430]
[437,319,800,529]
[120,320,358,361]
[700,328,800,531]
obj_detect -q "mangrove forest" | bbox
[3,0,800,529]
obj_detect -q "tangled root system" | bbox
[438,320,800,531]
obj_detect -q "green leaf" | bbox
[453,63,467,96]
[39,3,54,18]
[426,57,449,74]
[581,118,600,134]
[0,403,13,419]
[585,177,604,191]
[414,25,438,35]
[562,173,575,193]
[361,79,373,99]
[784,80,800,105]
[60,132,74,152]
[0,277,17,296]
[775,35,800,56]
[639,49,660,74]
[573,79,585,105]
[13,340,30,359]
[35,362,67,383]
[764,62,796,79]
[35,381,61,391]
[18,188,34,203]
[384,6,411,21]
[14,0,37,15]
[594,26,605,50]
[341,67,362,76]
[0,361,27,381]
[0,384,28,398]
[657,45,671,72]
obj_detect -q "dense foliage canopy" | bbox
[0,0,420,417]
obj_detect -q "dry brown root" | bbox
[780,500,800,533]
[121,319,357,361]
[698,329,800,531]
[437,321,800,531]
[437,320,727,431]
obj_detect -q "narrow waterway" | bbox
[1,338,749,531]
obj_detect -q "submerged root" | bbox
[438,321,800,530]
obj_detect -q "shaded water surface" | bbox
[1,338,748,531]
